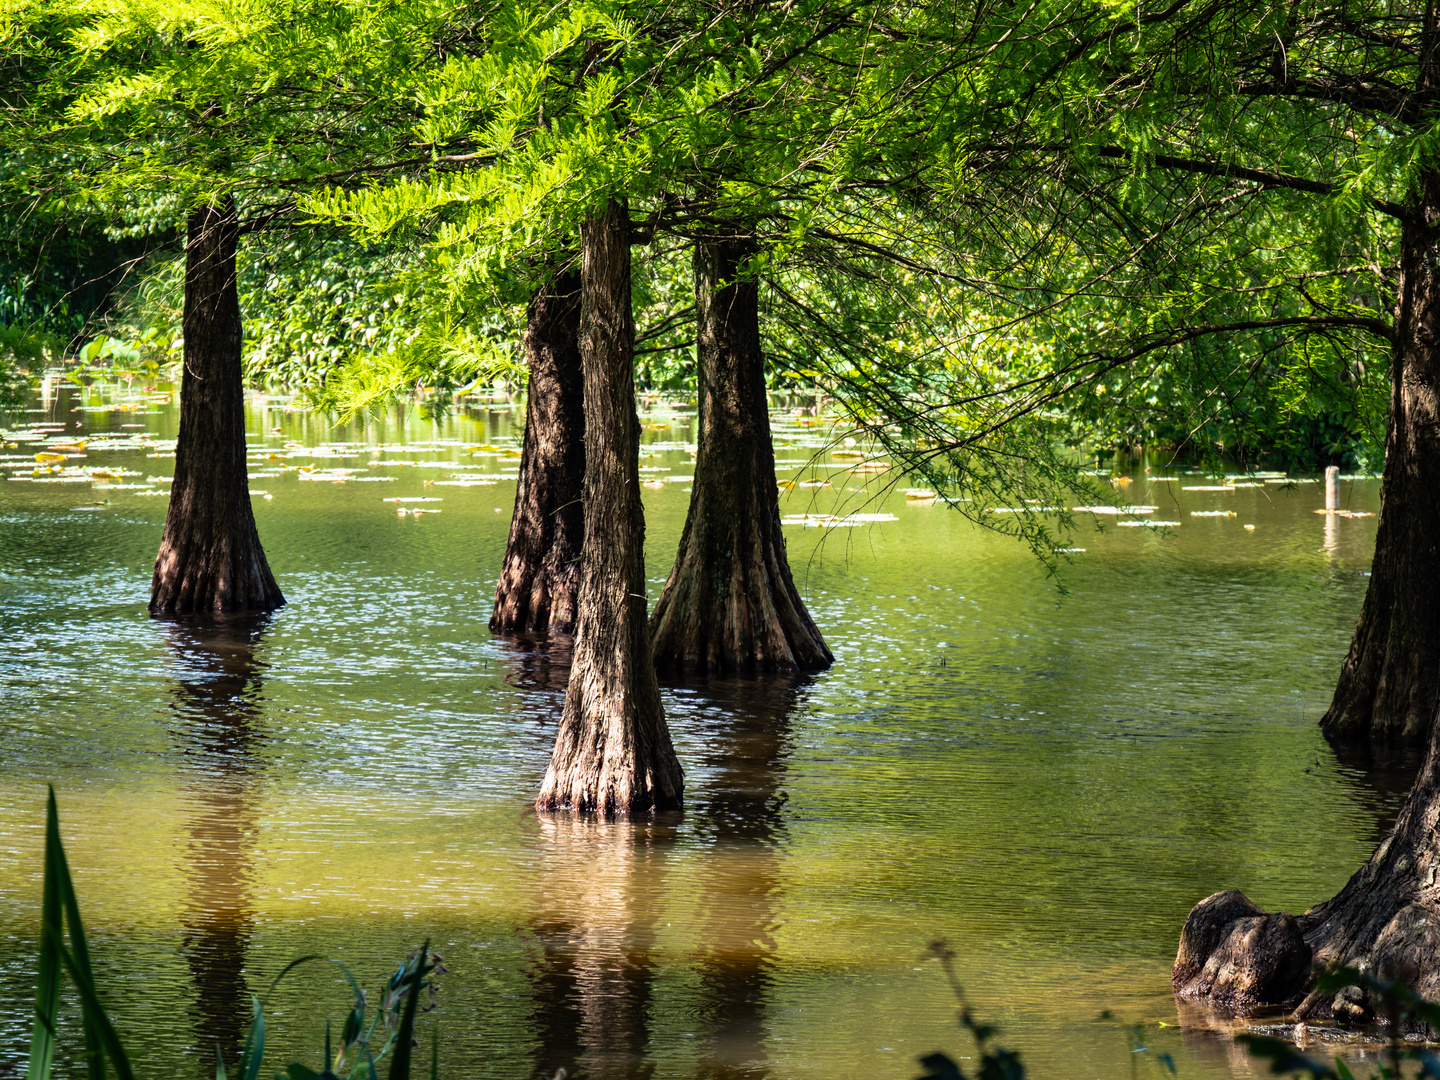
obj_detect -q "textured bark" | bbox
[491,270,586,635]
[150,201,282,615]
[535,200,684,815]
[1179,174,1440,1021]
[1320,174,1440,745]
[649,233,832,674]
[1173,891,1312,1011]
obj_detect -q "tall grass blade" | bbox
[28,788,136,1080]
[239,995,266,1080]
[25,789,64,1080]
[386,942,432,1080]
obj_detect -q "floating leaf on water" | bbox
[904,489,936,499]
[780,512,899,528]
[991,506,1060,513]
[382,497,441,503]
[434,480,497,487]
[1116,520,1181,527]
[34,452,66,463]
[642,479,664,489]
[798,480,831,488]
[1072,505,1157,515]
[1191,510,1237,517]
[1243,524,1255,530]
[1055,547,1085,553]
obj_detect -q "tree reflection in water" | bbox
[163,614,271,1076]
[528,814,676,1080]
[688,676,805,1080]
[522,673,807,1080]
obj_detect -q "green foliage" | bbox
[26,787,441,1080]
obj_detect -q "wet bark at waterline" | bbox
[491,270,585,635]
[150,200,282,616]
[535,200,684,816]
[1177,177,1440,1021]
[649,234,832,675]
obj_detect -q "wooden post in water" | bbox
[1325,465,1340,512]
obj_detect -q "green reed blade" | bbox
[240,996,266,1080]
[386,942,432,1080]
[49,928,135,1080]
[25,790,65,1080]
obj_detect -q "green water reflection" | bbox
[0,381,1397,1079]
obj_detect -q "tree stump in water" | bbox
[1173,890,1311,1010]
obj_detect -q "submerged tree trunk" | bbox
[648,233,832,674]
[1176,178,1440,1018]
[491,269,585,635]
[535,199,683,815]
[150,200,282,616]
[1320,172,1440,745]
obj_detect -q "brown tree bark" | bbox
[150,200,283,615]
[649,233,832,674]
[535,199,684,815]
[1319,178,1440,745]
[1176,174,1440,1020]
[491,269,585,635]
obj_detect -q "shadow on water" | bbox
[496,633,574,701]
[160,613,272,1076]
[1327,740,1426,847]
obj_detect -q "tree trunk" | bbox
[1175,179,1440,1019]
[1319,178,1440,745]
[150,200,282,615]
[491,270,585,635]
[648,233,832,674]
[535,199,684,815]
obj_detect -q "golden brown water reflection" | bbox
[0,381,1404,1079]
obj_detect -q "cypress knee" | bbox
[649,232,831,674]
[150,199,282,615]
[535,199,683,815]
[491,269,585,635]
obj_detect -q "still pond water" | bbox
[0,380,1405,1079]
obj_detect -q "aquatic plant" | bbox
[26,787,439,1080]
